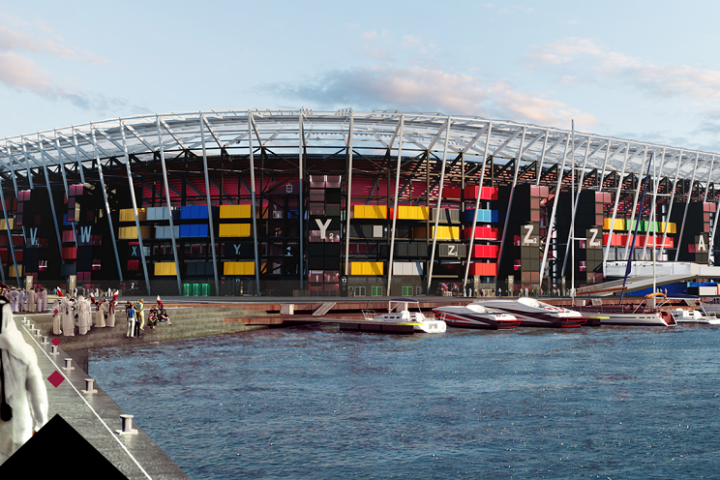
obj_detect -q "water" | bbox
[90,325,720,479]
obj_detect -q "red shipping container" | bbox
[468,262,498,276]
[472,244,499,258]
[464,226,500,240]
[62,247,77,260]
[704,202,716,212]
[62,230,75,242]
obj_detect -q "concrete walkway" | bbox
[18,314,190,480]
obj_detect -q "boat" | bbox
[362,298,446,333]
[569,294,676,326]
[670,308,720,325]
[474,297,587,328]
[432,303,520,330]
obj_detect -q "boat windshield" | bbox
[467,304,489,313]
[517,297,546,308]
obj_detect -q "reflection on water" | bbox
[90,324,720,480]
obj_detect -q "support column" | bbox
[561,136,593,276]
[248,114,262,295]
[91,125,123,282]
[602,143,632,269]
[623,146,650,260]
[344,112,354,276]
[298,113,305,291]
[53,131,79,254]
[463,123,493,293]
[155,117,180,293]
[120,121,151,295]
[0,182,14,284]
[660,151,685,258]
[426,118,452,294]
[200,115,220,296]
[642,147,666,260]
[386,115,405,296]
[535,128,550,185]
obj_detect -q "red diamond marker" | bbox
[48,371,65,388]
[51,337,61,346]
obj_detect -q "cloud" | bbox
[361,30,377,40]
[527,37,720,102]
[262,65,595,128]
[0,24,106,64]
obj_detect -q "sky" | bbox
[2,0,720,152]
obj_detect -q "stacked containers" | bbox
[308,175,342,294]
[673,201,713,264]
[462,185,501,288]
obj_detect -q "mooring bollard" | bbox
[116,414,138,435]
[63,358,74,370]
[51,345,59,355]
[42,336,49,345]
[82,378,97,394]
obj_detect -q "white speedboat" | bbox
[670,308,720,325]
[432,303,520,330]
[570,294,676,326]
[476,297,587,328]
[363,298,446,333]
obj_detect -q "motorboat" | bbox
[362,298,446,333]
[670,308,720,325]
[475,297,587,328]
[569,294,676,326]
[432,303,520,330]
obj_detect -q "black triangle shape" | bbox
[0,413,129,479]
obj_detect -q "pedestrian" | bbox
[25,289,37,313]
[19,289,27,312]
[95,301,106,328]
[51,298,62,335]
[61,297,74,337]
[125,302,136,338]
[8,289,20,314]
[36,288,47,313]
[135,299,145,332]
[107,298,116,328]
[147,305,158,330]
[158,306,172,326]
[76,296,91,335]
[0,297,49,463]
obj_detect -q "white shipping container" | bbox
[392,261,424,276]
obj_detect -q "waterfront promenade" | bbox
[15,313,190,479]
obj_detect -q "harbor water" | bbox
[90,324,720,479]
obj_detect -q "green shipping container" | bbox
[192,283,200,296]
[201,283,211,296]
[182,283,191,296]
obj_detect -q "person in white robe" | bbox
[8,290,20,314]
[25,289,37,313]
[51,298,62,335]
[95,302,106,328]
[76,297,91,335]
[36,288,47,313]
[0,298,48,464]
[19,290,27,312]
[106,300,116,328]
[61,298,74,336]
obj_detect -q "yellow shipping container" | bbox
[350,261,384,276]
[0,218,14,230]
[412,226,459,240]
[218,224,252,237]
[154,262,177,276]
[603,218,625,231]
[118,226,151,239]
[659,222,677,234]
[119,208,147,222]
[355,205,387,219]
[9,265,23,277]
[223,261,255,275]
[398,206,430,220]
[219,204,255,219]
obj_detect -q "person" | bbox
[135,299,145,332]
[25,289,37,313]
[76,296,92,335]
[8,289,20,314]
[61,297,74,336]
[158,307,172,326]
[36,288,47,313]
[95,301,106,328]
[51,298,62,335]
[107,299,116,328]
[0,296,49,464]
[125,302,136,338]
[147,305,158,330]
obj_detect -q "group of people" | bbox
[51,291,120,337]
[4,287,48,313]
[124,299,172,338]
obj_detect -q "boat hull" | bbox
[433,308,521,330]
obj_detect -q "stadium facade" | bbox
[0,108,717,297]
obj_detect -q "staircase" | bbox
[312,302,336,317]
[24,306,271,351]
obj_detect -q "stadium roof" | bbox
[0,108,716,185]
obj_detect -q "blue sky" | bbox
[2,1,720,151]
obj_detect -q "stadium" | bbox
[0,108,716,297]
